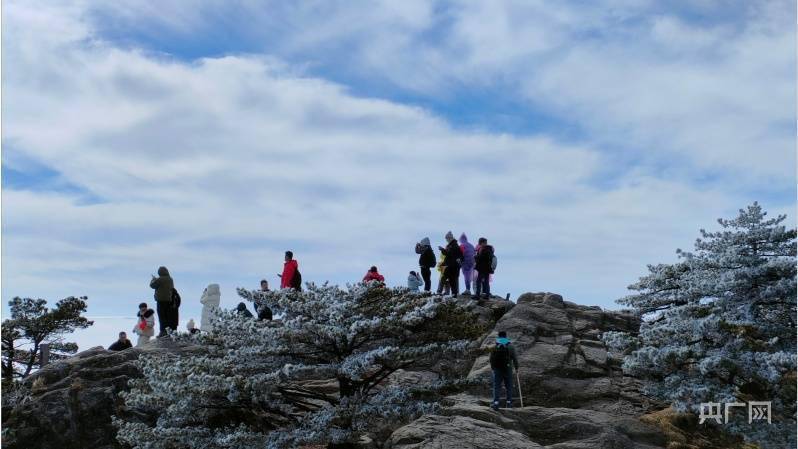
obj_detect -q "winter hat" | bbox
[459,233,468,244]
[496,330,510,345]
[419,237,431,247]
[186,319,196,330]
[445,231,454,242]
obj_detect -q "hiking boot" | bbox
[464,290,472,295]
[490,402,500,411]
[506,401,513,409]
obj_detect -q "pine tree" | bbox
[603,203,797,448]
[115,283,484,449]
[1,296,93,380]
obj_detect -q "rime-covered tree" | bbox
[603,203,796,448]
[1,296,93,380]
[115,283,483,449]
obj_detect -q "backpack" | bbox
[291,270,302,291]
[491,254,498,272]
[171,288,181,308]
[489,343,511,369]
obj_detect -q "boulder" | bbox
[468,292,653,414]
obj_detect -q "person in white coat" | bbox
[200,284,221,331]
[132,302,155,347]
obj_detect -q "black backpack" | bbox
[291,270,302,291]
[171,288,181,308]
[489,343,510,369]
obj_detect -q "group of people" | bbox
[412,232,496,299]
[108,234,498,350]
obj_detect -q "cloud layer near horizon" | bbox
[3,0,795,322]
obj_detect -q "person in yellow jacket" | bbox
[436,248,450,295]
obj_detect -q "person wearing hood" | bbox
[489,331,520,410]
[279,251,300,290]
[150,266,175,337]
[363,266,385,283]
[415,237,436,292]
[407,271,423,291]
[440,231,463,297]
[459,233,476,295]
[132,302,156,347]
[236,302,254,318]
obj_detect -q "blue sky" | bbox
[2,1,795,347]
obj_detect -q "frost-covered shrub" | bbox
[603,203,796,448]
[115,283,483,448]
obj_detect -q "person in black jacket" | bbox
[440,231,463,297]
[475,237,495,299]
[415,237,436,292]
[108,332,133,351]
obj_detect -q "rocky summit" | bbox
[1,292,736,449]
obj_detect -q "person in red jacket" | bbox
[278,251,299,289]
[362,266,385,283]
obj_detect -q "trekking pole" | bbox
[516,369,524,408]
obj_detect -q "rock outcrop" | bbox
[467,292,657,415]
[386,292,670,449]
[1,340,203,449]
[387,394,667,449]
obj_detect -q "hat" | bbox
[445,231,454,242]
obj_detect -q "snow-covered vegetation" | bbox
[603,203,796,449]
[115,283,484,448]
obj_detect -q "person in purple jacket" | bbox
[459,233,476,295]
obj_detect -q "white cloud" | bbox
[2,0,793,316]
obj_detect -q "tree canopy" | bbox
[2,296,93,380]
[603,203,796,449]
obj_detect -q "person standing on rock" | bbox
[475,238,495,299]
[108,331,133,351]
[132,302,155,346]
[436,247,450,295]
[490,330,519,410]
[150,266,175,337]
[407,271,423,291]
[441,231,463,297]
[415,237,436,292]
[459,233,476,295]
[278,251,300,290]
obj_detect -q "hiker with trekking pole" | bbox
[489,330,520,410]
